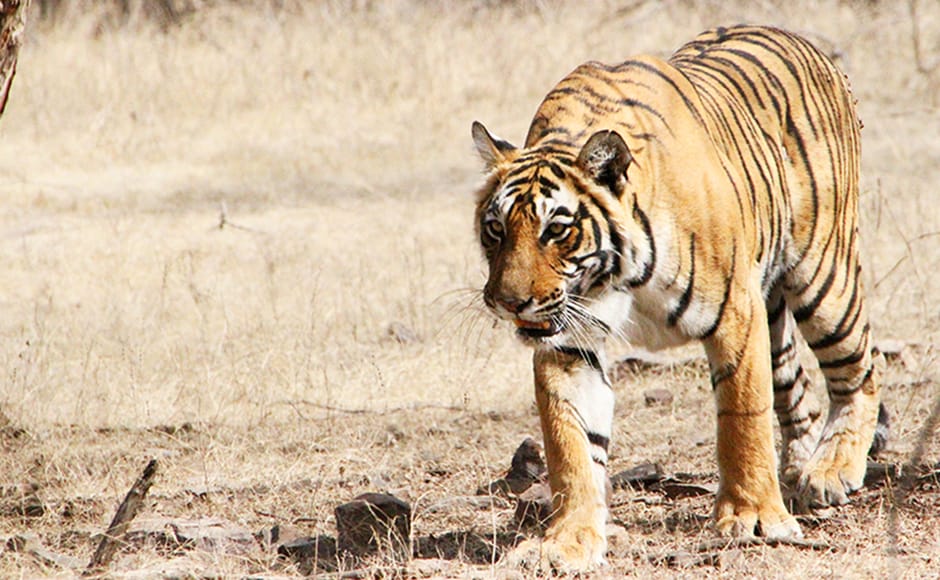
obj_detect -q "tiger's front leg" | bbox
[705,283,803,539]
[507,345,613,573]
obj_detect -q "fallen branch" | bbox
[694,536,834,552]
[651,535,836,567]
[84,459,159,576]
[0,0,30,116]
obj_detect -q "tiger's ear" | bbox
[472,121,517,170]
[577,130,633,193]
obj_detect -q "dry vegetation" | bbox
[0,0,938,577]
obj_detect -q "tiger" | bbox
[471,25,887,572]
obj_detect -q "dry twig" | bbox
[84,459,159,576]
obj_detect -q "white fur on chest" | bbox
[566,288,691,352]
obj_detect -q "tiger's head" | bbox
[471,121,643,345]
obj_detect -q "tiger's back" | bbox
[671,26,863,286]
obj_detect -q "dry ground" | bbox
[0,1,938,577]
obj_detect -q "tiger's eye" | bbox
[547,222,568,237]
[484,220,504,240]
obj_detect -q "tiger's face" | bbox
[472,122,635,344]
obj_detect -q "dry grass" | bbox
[0,0,938,577]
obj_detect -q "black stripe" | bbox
[668,234,696,326]
[710,361,736,389]
[767,296,787,325]
[771,342,795,370]
[775,378,806,413]
[778,414,813,428]
[701,243,736,339]
[504,175,531,190]
[818,345,866,369]
[547,161,566,178]
[555,345,602,372]
[829,383,863,398]
[807,279,863,350]
[793,264,837,323]
[626,202,656,287]
[620,59,705,128]
[537,174,558,192]
[774,366,804,393]
[587,432,610,452]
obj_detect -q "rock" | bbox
[108,556,223,579]
[0,482,43,517]
[277,535,337,574]
[409,557,450,577]
[6,533,82,570]
[610,462,665,490]
[126,517,256,555]
[643,388,674,406]
[654,480,717,499]
[509,438,546,481]
[869,403,890,457]
[257,523,306,551]
[513,481,552,529]
[335,492,411,559]
[478,437,546,496]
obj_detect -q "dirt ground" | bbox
[0,1,938,578]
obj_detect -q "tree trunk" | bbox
[0,0,30,117]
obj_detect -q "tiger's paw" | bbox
[714,495,802,540]
[503,524,607,574]
[798,400,879,508]
[779,420,823,490]
[798,437,868,508]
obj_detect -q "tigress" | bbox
[471,25,887,572]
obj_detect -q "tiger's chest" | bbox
[571,282,694,352]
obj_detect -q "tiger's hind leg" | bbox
[766,286,822,489]
[785,256,884,508]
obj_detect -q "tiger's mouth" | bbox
[513,317,565,339]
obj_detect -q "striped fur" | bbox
[473,25,885,573]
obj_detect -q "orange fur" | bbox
[472,26,883,572]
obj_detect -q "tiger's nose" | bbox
[492,295,533,314]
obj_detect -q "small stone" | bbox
[335,492,411,559]
[126,517,256,555]
[513,481,552,528]
[644,388,674,406]
[610,462,665,490]
[478,437,546,496]
[0,482,43,517]
[277,535,337,574]
[410,557,450,577]
[654,480,717,499]
[6,533,81,570]
[509,438,546,482]
[257,524,306,551]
